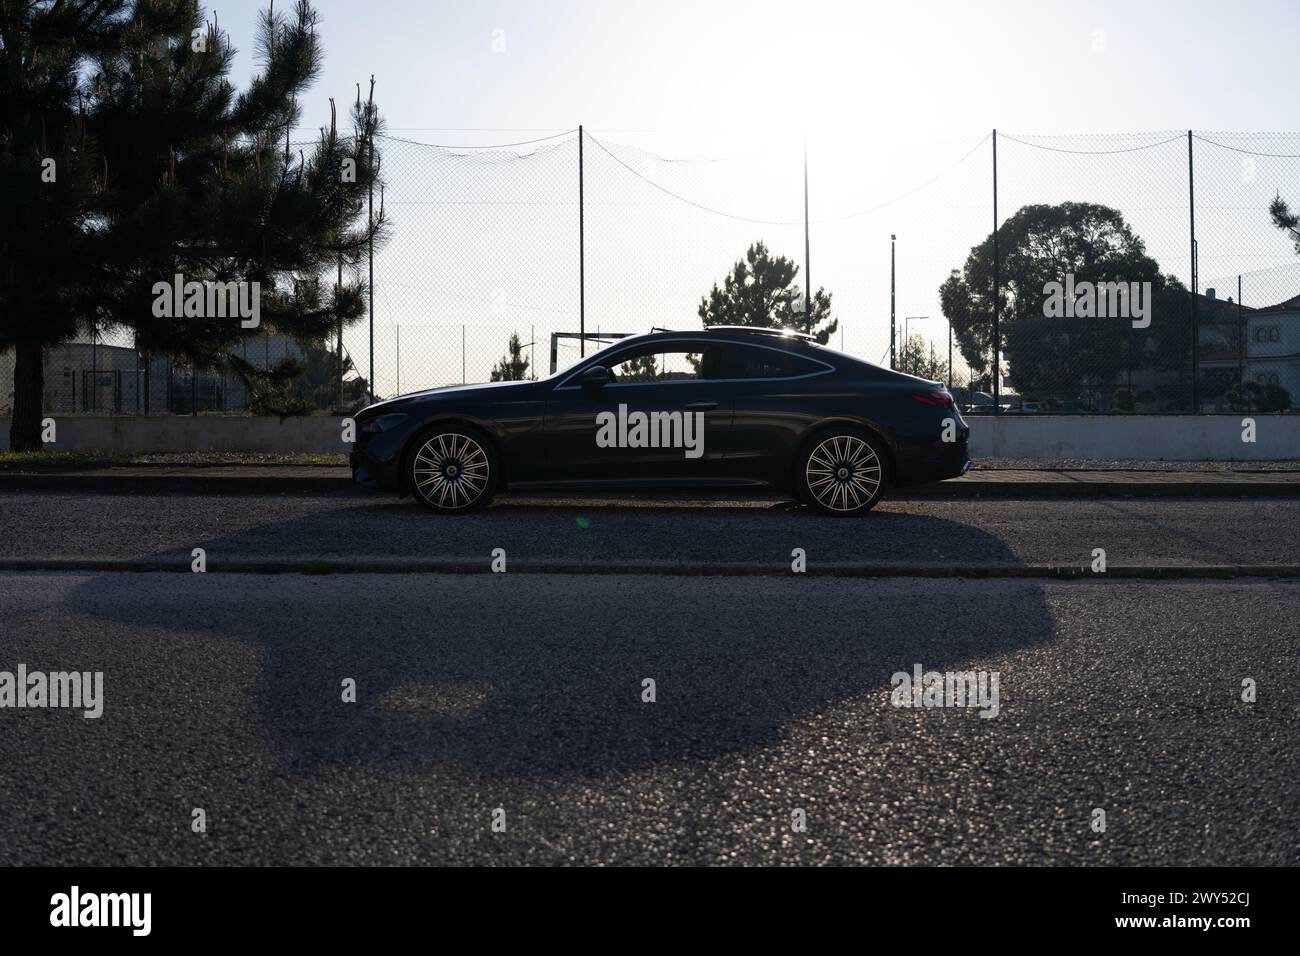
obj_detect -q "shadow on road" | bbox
[62,509,1054,781]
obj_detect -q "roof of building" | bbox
[1253,292,1300,315]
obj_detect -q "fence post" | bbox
[1188,130,1199,414]
[991,129,1000,414]
[1238,274,1244,385]
[889,235,896,370]
[337,253,344,411]
[803,138,811,334]
[579,124,586,357]
[367,79,376,405]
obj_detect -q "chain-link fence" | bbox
[9,128,1299,418]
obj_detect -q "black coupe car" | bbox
[350,326,971,515]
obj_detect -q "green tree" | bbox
[289,338,367,410]
[1270,193,1300,255]
[939,203,1174,401]
[1,0,385,450]
[698,241,837,344]
[489,331,531,381]
[897,333,949,382]
[0,0,128,450]
[1224,380,1291,414]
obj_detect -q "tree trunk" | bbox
[9,339,45,452]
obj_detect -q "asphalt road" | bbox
[0,572,1295,866]
[1,491,1298,569]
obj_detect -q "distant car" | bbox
[1004,402,1041,414]
[349,326,972,516]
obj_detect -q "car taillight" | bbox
[911,390,954,408]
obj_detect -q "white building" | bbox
[1246,293,1300,400]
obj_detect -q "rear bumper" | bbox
[894,437,972,486]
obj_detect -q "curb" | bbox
[1,557,1298,579]
[1,472,1298,498]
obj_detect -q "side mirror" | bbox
[578,365,612,389]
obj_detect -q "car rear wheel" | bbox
[798,429,886,516]
[407,427,498,513]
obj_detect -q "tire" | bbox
[406,425,499,513]
[796,427,887,516]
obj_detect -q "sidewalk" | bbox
[1,464,1298,497]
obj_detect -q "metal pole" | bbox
[91,323,97,413]
[462,325,466,384]
[1238,273,1244,384]
[337,253,344,410]
[992,129,1000,414]
[396,324,400,395]
[889,235,896,370]
[1188,130,1198,414]
[948,320,953,390]
[803,137,811,334]
[368,78,376,404]
[579,125,586,357]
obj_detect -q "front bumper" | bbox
[349,449,378,488]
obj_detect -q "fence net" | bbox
[10,129,1300,417]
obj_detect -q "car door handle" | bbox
[684,401,718,411]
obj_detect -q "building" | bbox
[1244,293,1300,400]
[0,331,309,416]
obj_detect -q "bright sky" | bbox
[207,0,1300,393]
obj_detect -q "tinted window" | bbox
[604,344,718,383]
[715,343,822,379]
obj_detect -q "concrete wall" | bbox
[0,413,1295,460]
[965,414,1298,461]
[0,415,349,455]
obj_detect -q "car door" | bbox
[543,341,733,480]
[714,341,836,482]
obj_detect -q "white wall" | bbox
[1,413,1296,460]
[0,415,350,455]
[966,414,1299,461]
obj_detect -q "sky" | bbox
[203,0,1300,392]
[220,0,1300,140]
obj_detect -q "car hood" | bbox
[357,378,537,416]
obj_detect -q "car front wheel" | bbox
[798,429,886,516]
[407,427,498,513]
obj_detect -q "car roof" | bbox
[629,326,821,347]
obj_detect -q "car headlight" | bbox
[360,412,410,434]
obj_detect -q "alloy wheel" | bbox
[804,434,882,513]
[412,432,491,510]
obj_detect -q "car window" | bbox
[605,344,719,383]
[714,343,822,379]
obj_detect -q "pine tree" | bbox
[697,241,837,344]
[1,0,385,450]
[489,331,531,381]
[0,0,128,450]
